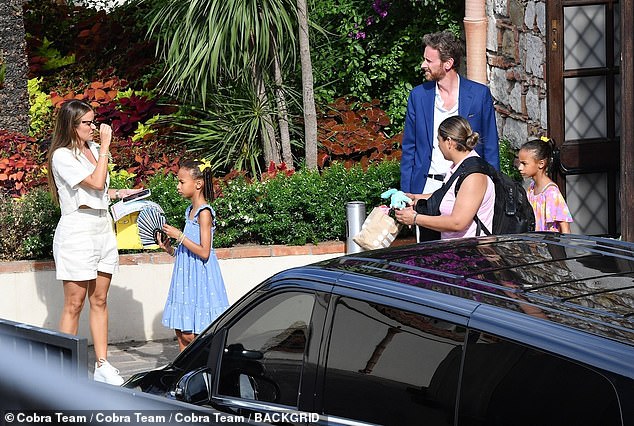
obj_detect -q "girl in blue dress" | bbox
[158,159,229,351]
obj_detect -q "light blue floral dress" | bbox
[162,204,229,334]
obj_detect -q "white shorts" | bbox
[53,209,119,281]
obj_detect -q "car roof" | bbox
[296,233,634,347]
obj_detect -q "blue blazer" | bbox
[400,77,499,193]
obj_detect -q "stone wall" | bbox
[487,0,547,149]
[0,0,29,134]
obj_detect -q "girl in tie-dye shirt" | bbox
[517,138,573,233]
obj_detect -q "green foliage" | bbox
[173,82,280,177]
[499,137,522,181]
[213,161,401,247]
[27,78,53,138]
[309,0,462,130]
[66,0,120,11]
[108,165,136,190]
[0,161,399,259]
[24,0,164,89]
[148,0,298,103]
[211,176,265,247]
[131,115,160,142]
[0,188,60,260]
[37,38,76,71]
[146,172,190,232]
[116,88,155,101]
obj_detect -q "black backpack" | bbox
[415,156,535,238]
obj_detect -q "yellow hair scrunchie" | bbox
[197,159,212,172]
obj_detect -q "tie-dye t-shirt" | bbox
[527,181,573,232]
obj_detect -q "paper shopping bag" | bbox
[353,206,401,251]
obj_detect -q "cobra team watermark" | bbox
[3,411,244,424]
[3,410,320,424]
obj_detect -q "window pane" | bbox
[564,76,607,139]
[459,333,621,426]
[565,173,609,235]
[218,292,315,407]
[324,298,464,425]
[564,5,606,70]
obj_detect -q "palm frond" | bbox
[148,0,298,104]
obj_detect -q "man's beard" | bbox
[424,67,446,82]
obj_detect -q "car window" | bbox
[458,332,622,426]
[217,292,315,407]
[323,297,465,425]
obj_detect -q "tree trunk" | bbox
[272,43,293,168]
[297,0,318,170]
[254,69,281,166]
[0,0,30,134]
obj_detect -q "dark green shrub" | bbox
[213,161,401,247]
[0,188,60,260]
[0,161,401,259]
[146,172,190,232]
[211,175,267,247]
[500,137,522,181]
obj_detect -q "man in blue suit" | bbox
[400,31,499,194]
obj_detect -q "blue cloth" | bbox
[381,189,412,209]
[400,77,500,193]
[162,204,229,334]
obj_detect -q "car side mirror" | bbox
[225,343,264,360]
[173,367,212,405]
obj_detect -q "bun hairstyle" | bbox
[521,137,555,170]
[180,158,215,201]
[438,115,479,151]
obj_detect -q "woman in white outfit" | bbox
[47,99,140,385]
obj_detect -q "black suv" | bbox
[125,233,634,425]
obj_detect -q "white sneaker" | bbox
[94,358,124,385]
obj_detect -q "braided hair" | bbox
[521,138,555,171]
[180,158,215,201]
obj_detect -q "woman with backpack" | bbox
[395,115,495,239]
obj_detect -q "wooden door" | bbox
[546,0,621,236]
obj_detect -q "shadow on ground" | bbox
[87,338,180,380]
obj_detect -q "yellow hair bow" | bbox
[540,136,550,142]
[197,159,212,172]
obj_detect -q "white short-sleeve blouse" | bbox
[52,141,110,215]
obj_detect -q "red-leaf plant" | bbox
[317,97,402,169]
[0,131,47,197]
